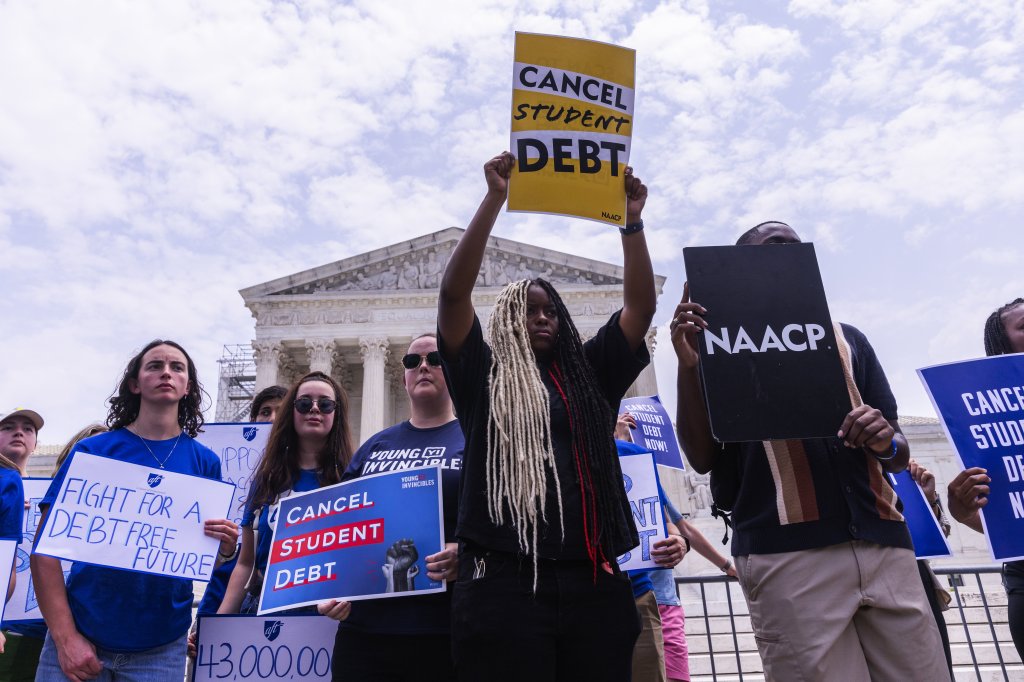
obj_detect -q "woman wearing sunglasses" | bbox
[218,371,354,617]
[323,334,463,682]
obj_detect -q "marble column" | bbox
[305,339,336,375]
[626,327,660,398]
[252,340,282,391]
[359,336,390,441]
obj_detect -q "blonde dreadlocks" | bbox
[486,278,639,581]
[486,280,564,565]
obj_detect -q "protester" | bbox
[0,410,29,660]
[614,414,688,682]
[194,384,287,620]
[946,297,1024,659]
[31,340,239,682]
[0,409,41,473]
[654,495,736,682]
[217,371,353,620]
[323,334,463,681]
[0,421,106,682]
[52,424,108,474]
[437,151,657,680]
[672,222,949,681]
[249,385,287,423]
[908,458,954,676]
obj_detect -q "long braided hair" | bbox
[984,298,1024,357]
[486,278,638,576]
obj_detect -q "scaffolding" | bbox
[214,344,257,423]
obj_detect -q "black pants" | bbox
[332,628,455,682]
[917,560,952,676]
[451,546,641,682]
[1005,561,1024,660]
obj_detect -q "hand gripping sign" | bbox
[34,453,234,580]
[508,32,636,226]
[919,354,1024,561]
[193,614,337,682]
[619,396,686,471]
[258,467,445,614]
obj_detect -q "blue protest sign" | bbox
[259,467,445,614]
[919,354,1024,561]
[196,422,272,525]
[619,395,686,470]
[0,540,16,625]
[616,452,667,571]
[3,479,71,624]
[887,470,951,559]
[34,452,235,580]
[192,614,337,682]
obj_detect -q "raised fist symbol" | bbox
[382,538,419,592]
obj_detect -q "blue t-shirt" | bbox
[39,429,221,652]
[339,419,464,634]
[0,467,24,542]
[242,469,320,575]
[196,553,237,616]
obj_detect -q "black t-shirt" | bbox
[439,310,649,560]
[718,323,914,556]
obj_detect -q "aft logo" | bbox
[704,324,827,355]
[264,620,284,642]
[242,427,258,442]
[147,473,164,488]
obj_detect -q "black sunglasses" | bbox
[402,351,442,370]
[293,397,337,414]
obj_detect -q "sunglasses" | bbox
[293,397,337,414]
[402,351,442,370]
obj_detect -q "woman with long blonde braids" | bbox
[438,151,657,681]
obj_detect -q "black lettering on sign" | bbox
[516,138,626,175]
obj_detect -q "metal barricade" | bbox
[676,566,1021,682]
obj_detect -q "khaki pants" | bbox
[736,541,950,682]
[631,590,667,682]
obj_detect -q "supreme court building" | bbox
[217,227,665,446]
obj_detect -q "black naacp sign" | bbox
[682,243,852,442]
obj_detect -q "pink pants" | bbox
[658,604,689,681]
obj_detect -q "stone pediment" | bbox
[240,227,656,302]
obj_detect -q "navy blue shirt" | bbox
[339,419,464,634]
[39,429,221,652]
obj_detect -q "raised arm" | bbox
[438,152,514,360]
[616,168,656,351]
[671,282,719,473]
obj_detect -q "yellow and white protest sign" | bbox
[508,32,636,227]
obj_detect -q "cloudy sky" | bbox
[2,0,1021,444]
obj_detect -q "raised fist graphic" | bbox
[382,538,419,592]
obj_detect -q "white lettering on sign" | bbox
[704,324,827,355]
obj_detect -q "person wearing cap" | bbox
[0,411,29,659]
[0,409,42,472]
[0,409,41,679]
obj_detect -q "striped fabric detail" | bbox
[760,323,903,525]
[762,439,819,525]
[835,323,903,523]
